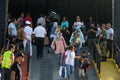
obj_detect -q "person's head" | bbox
[97,24,100,28]
[62,25,67,30]
[82,51,87,58]
[11,18,17,24]
[69,46,75,51]
[80,58,84,63]
[9,44,15,53]
[25,21,31,26]
[57,32,62,38]
[89,16,93,21]
[75,33,79,38]
[76,16,80,22]
[63,16,67,21]
[101,24,106,30]
[106,23,111,29]
[20,12,24,17]
[17,17,22,23]
[15,53,24,64]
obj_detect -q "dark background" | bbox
[8,0,112,25]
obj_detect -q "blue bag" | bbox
[59,66,67,78]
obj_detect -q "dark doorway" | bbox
[8,0,112,24]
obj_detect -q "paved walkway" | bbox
[29,45,99,80]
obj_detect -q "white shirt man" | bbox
[33,24,47,58]
[8,21,17,37]
[34,25,46,38]
[106,28,114,40]
[106,23,114,58]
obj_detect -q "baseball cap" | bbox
[25,21,31,25]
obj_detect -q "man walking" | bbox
[33,22,47,58]
[106,23,114,58]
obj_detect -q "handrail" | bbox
[114,42,120,52]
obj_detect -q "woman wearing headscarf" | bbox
[51,32,67,65]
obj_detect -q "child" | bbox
[82,51,91,72]
[78,58,85,77]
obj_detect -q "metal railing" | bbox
[114,41,120,68]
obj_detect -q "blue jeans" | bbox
[1,68,10,80]
[58,53,63,65]
[66,64,74,79]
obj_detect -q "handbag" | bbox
[59,66,67,78]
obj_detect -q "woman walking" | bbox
[51,32,67,65]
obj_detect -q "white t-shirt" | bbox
[106,28,114,40]
[8,22,17,36]
[96,27,101,37]
[65,50,75,66]
[34,26,46,38]
[73,22,84,28]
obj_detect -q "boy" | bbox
[78,58,85,77]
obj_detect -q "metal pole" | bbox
[95,0,98,24]
[112,0,114,28]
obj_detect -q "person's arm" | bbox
[110,34,113,40]
[66,21,69,28]
[11,71,16,80]
[62,37,67,48]
[44,28,47,37]
[8,24,13,36]
[72,22,76,30]
[75,56,80,59]
[110,29,114,40]
[51,39,55,50]
[63,51,68,64]
[85,58,91,71]
[11,54,14,65]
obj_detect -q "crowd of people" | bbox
[0,12,114,80]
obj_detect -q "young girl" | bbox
[64,46,80,80]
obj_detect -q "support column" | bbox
[114,0,120,39]
[0,0,8,52]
